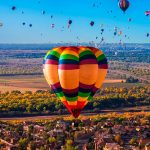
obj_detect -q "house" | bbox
[104,143,121,150]
[145,142,150,150]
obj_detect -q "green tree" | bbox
[29,142,36,150]
[18,138,28,150]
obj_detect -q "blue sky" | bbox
[0,0,150,43]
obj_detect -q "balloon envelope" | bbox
[118,0,130,12]
[145,11,150,16]
[43,46,108,118]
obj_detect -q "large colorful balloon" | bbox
[118,0,130,12]
[43,46,108,118]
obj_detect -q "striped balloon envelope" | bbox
[43,46,108,118]
[118,0,130,12]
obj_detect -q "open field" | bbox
[0,75,145,92]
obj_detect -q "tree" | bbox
[63,139,77,150]
[18,138,28,150]
[129,137,137,146]
[16,125,24,136]
[29,142,36,150]
[48,137,56,143]
[28,125,34,134]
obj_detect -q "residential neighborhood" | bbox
[0,112,149,150]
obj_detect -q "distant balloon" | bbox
[118,31,122,35]
[114,32,117,36]
[0,22,3,27]
[146,33,149,37]
[42,11,46,15]
[145,11,150,16]
[68,20,72,25]
[68,20,72,28]
[101,29,104,32]
[51,23,55,28]
[128,18,132,22]
[29,24,32,27]
[12,6,16,11]
[90,21,94,26]
[118,0,130,12]
[51,15,53,19]
[43,46,108,118]
[114,27,118,31]
[101,29,104,35]
[100,37,104,43]
[22,22,26,26]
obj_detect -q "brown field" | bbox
[0,75,128,92]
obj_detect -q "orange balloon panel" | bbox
[43,46,108,118]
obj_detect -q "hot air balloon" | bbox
[118,0,130,12]
[118,31,122,35]
[146,33,149,37]
[145,11,150,16]
[29,24,32,27]
[51,23,55,28]
[68,20,72,28]
[12,6,16,11]
[43,46,108,118]
[90,21,94,26]
[114,32,117,36]
[22,22,26,26]
[42,11,46,15]
[0,22,3,27]
[128,18,132,22]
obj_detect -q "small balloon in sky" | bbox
[51,23,55,28]
[100,37,104,43]
[29,24,32,27]
[114,32,117,36]
[68,20,72,25]
[12,6,16,11]
[118,31,122,35]
[101,29,104,32]
[22,22,26,26]
[128,18,132,22]
[90,21,94,26]
[68,20,72,28]
[118,0,130,12]
[42,11,46,15]
[146,33,149,37]
[0,22,3,27]
[145,11,150,16]
[114,26,118,31]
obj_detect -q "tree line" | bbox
[0,86,149,116]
